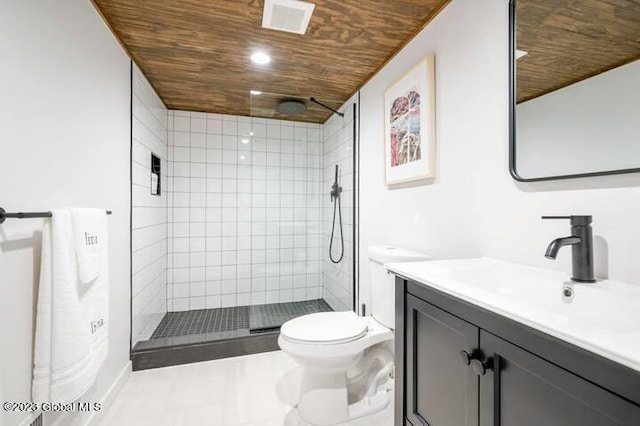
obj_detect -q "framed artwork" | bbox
[384,54,436,185]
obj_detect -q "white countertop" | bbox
[385,257,640,373]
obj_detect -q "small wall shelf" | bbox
[151,153,161,196]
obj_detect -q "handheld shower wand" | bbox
[329,165,344,264]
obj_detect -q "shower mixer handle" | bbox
[330,183,342,201]
[330,165,342,201]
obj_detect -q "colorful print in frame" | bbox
[384,55,436,185]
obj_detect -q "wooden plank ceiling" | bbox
[516,0,640,104]
[93,0,450,123]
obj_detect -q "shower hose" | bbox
[330,186,344,264]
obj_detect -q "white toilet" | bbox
[278,246,429,425]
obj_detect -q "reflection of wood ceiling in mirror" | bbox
[92,0,450,123]
[516,0,640,104]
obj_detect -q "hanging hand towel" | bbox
[32,209,109,403]
[71,208,107,284]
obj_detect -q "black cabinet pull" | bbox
[471,358,493,376]
[459,350,472,366]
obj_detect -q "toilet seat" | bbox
[279,314,393,363]
[280,311,368,345]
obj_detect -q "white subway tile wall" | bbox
[322,101,356,312]
[167,111,324,310]
[131,64,169,346]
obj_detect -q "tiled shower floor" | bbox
[133,299,333,351]
[249,299,332,331]
[151,306,250,338]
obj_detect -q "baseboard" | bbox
[47,361,131,426]
[17,362,131,426]
[84,361,131,426]
[18,411,43,426]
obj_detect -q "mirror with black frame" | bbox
[509,0,640,182]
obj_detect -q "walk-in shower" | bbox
[129,81,358,369]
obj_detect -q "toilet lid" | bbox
[280,311,368,345]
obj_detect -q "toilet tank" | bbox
[368,246,429,329]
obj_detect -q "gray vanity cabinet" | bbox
[405,294,479,426]
[479,331,640,426]
[396,278,640,426]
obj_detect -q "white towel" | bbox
[71,208,107,285]
[32,209,109,403]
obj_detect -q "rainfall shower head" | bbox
[276,100,306,115]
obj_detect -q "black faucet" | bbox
[542,215,595,283]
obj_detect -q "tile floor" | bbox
[248,299,333,331]
[99,350,394,426]
[151,306,250,339]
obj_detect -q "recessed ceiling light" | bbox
[241,138,250,144]
[240,155,246,160]
[250,90,262,95]
[250,131,255,136]
[250,52,271,65]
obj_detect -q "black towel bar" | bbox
[0,207,112,224]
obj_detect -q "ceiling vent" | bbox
[262,0,315,35]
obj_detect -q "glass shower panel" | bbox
[247,92,357,332]
[322,99,357,313]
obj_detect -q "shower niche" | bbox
[130,86,358,368]
[150,153,161,195]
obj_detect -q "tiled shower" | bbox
[165,111,324,311]
[131,70,357,350]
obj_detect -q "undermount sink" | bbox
[385,257,640,372]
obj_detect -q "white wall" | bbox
[0,1,131,425]
[517,59,640,178]
[131,64,168,347]
[359,0,640,311]
[166,111,324,310]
